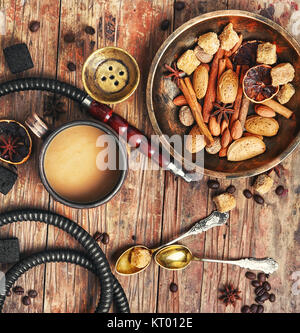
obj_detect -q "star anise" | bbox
[163,62,185,86]
[0,135,23,162]
[211,102,235,124]
[43,94,66,121]
[219,284,241,307]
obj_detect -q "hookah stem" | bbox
[88,100,170,168]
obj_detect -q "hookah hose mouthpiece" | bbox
[0,209,130,313]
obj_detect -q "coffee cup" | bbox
[26,113,127,209]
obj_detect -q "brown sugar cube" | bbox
[130,247,151,269]
[198,32,220,55]
[177,49,200,75]
[219,23,239,51]
[277,83,295,104]
[271,63,295,86]
[253,174,274,195]
[256,42,277,65]
[213,193,236,213]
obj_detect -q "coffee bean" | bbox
[90,40,96,50]
[13,286,24,295]
[269,293,276,302]
[22,296,31,306]
[275,185,285,196]
[255,296,264,304]
[28,290,38,298]
[253,194,264,205]
[261,292,270,301]
[160,19,170,31]
[226,185,236,194]
[84,25,95,35]
[93,231,103,242]
[101,232,109,245]
[251,280,261,288]
[241,305,250,313]
[262,281,271,291]
[29,21,40,32]
[170,282,178,293]
[245,271,256,280]
[64,32,75,43]
[243,189,252,199]
[174,1,185,10]
[258,272,267,283]
[257,305,264,313]
[255,286,265,297]
[67,62,76,71]
[250,304,258,313]
[207,179,220,190]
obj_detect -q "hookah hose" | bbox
[0,209,130,313]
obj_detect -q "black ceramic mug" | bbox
[26,113,127,209]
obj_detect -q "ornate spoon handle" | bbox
[161,211,229,248]
[199,257,279,274]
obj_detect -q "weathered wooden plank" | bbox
[0,0,60,313]
[44,0,169,313]
[227,0,300,314]
[157,0,229,313]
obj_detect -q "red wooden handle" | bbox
[88,101,170,168]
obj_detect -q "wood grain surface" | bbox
[0,0,299,313]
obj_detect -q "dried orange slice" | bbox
[0,120,32,165]
[243,64,279,103]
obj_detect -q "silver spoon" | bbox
[115,211,229,275]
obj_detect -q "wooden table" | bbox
[0,0,299,313]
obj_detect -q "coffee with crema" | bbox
[43,125,121,203]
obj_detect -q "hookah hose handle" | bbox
[83,98,192,182]
[87,99,170,168]
[0,77,192,181]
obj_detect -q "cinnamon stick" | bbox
[261,99,293,119]
[218,59,226,80]
[225,57,233,70]
[179,77,214,144]
[202,48,225,123]
[238,94,250,128]
[230,65,248,127]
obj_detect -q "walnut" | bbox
[177,49,200,75]
[193,45,213,63]
[213,192,236,213]
[198,32,220,55]
[256,42,277,65]
[179,106,194,126]
[219,23,239,51]
[271,63,295,86]
[277,83,295,104]
[253,174,273,195]
[130,247,151,268]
